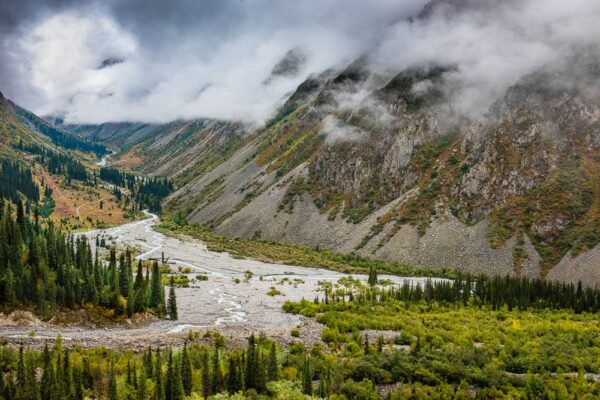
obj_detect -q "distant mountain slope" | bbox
[0,93,135,229]
[45,5,600,284]
[109,51,600,285]
[60,120,247,184]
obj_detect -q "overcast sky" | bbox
[1,0,600,125]
[0,0,425,124]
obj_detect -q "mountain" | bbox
[60,119,248,186]
[0,92,140,229]
[33,3,600,285]
[79,49,600,285]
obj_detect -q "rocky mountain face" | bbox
[48,2,600,284]
[101,50,600,285]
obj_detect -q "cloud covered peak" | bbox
[2,0,600,125]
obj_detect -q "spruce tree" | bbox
[137,367,148,400]
[167,276,178,320]
[201,350,211,399]
[244,335,256,390]
[127,281,135,317]
[41,344,54,400]
[180,344,192,396]
[119,253,129,297]
[149,261,163,313]
[165,349,183,400]
[62,349,73,399]
[16,346,26,395]
[368,266,378,286]
[318,369,331,398]
[211,342,223,394]
[226,356,241,394]
[134,260,144,290]
[73,366,84,400]
[108,361,118,400]
[154,350,163,400]
[267,342,278,382]
[302,357,312,396]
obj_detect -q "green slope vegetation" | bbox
[0,199,168,318]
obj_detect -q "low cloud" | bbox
[2,0,600,125]
[0,0,425,124]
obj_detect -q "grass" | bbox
[156,218,458,279]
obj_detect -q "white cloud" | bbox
[5,0,600,125]
[8,1,427,124]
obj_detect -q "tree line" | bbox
[0,159,39,204]
[16,106,107,156]
[100,167,173,213]
[15,141,89,183]
[0,198,168,317]
[0,333,319,400]
[308,272,600,314]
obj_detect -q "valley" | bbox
[2,0,600,398]
[0,213,443,348]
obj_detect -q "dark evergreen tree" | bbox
[149,261,164,314]
[211,342,223,394]
[226,356,241,394]
[267,342,279,382]
[180,344,192,396]
[168,276,178,320]
[201,350,211,399]
[108,363,118,400]
[165,349,183,400]
[302,357,312,396]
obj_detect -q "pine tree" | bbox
[137,367,148,400]
[267,342,278,382]
[108,361,118,400]
[167,276,178,320]
[226,356,241,394]
[211,342,223,394]
[180,344,192,396]
[165,349,183,400]
[302,357,312,396]
[201,350,211,399]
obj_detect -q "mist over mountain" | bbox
[4,0,600,283]
[2,0,599,126]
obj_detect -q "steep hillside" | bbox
[61,119,248,187]
[0,93,137,229]
[141,52,600,285]
[41,1,600,285]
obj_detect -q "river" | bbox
[0,213,446,346]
